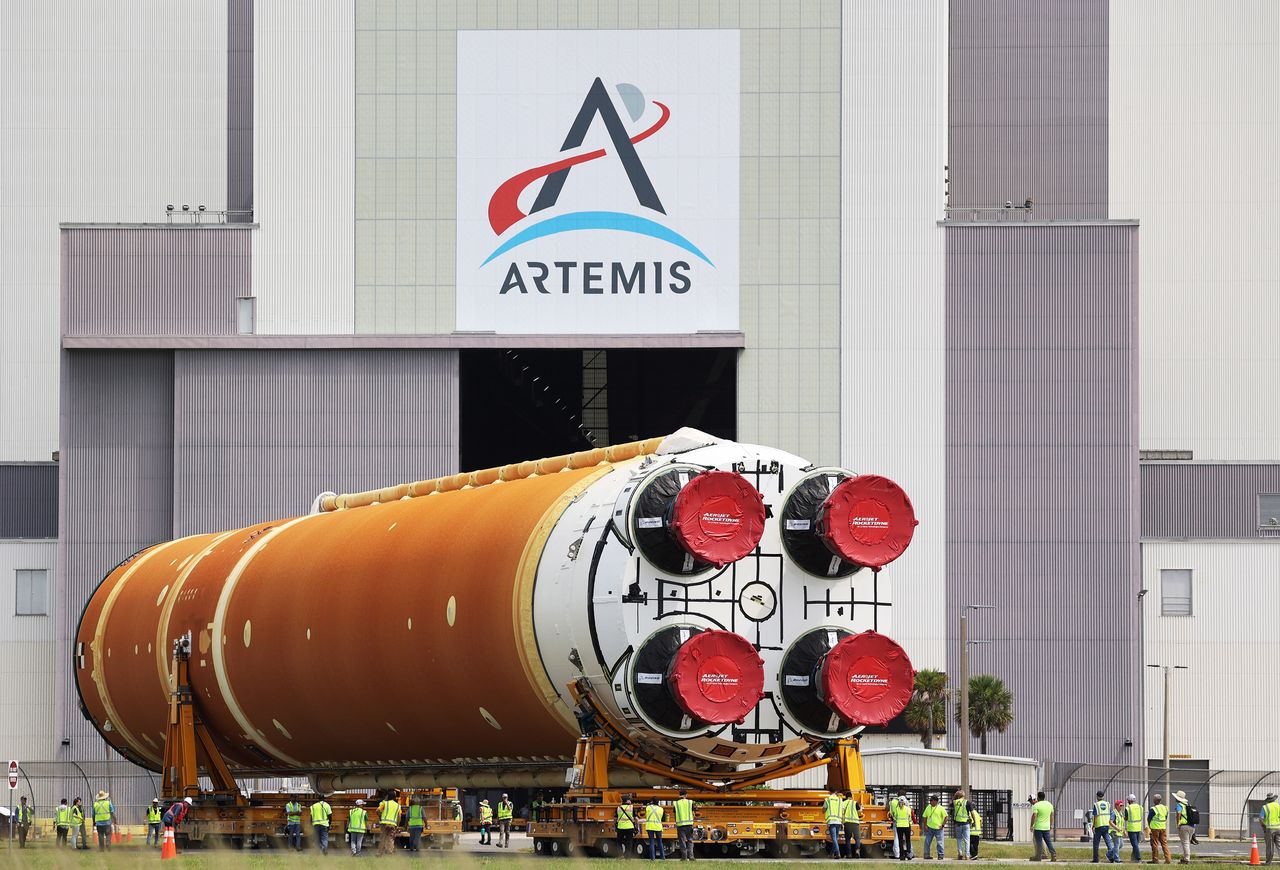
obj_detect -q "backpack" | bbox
[1183,804,1200,826]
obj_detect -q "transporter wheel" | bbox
[533,837,548,855]
[594,838,619,858]
[763,838,794,858]
[633,841,650,858]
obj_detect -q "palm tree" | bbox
[903,668,949,749]
[956,674,1014,754]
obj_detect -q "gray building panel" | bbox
[0,464,59,539]
[227,0,254,222]
[948,0,1109,220]
[1141,462,1280,540]
[62,227,250,338]
[945,223,1140,764]
[56,350,175,756]
[172,349,459,535]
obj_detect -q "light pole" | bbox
[959,604,994,798]
[1145,664,1187,783]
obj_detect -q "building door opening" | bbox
[459,348,737,471]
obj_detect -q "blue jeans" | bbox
[408,826,423,851]
[648,829,665,859]
[1127,831,1142,861]
[1034,829,1057,859]
[829,823,844,857]
[286,822,301,849]
[313,823,329,854]
[955,824,970,857]
[925,827,945,858]
[1093,827,1118,862]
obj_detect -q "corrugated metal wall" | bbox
[840,0,949,669]
[172,349,458,535]
[56,351,175,760]
[62,227,250,337]
[1141,463,1280,539]
[0,540,58,761]
[0,463,58,539]
[949,0,1109,220]
[945,224,1140,765]
[227,0,254,222]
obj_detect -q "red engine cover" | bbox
[669,470,766,568]
[668,630,766,725]
[819,474,918,569]
[819,631,915,726]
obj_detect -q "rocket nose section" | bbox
[667,630,765,725]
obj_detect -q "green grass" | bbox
[0,840,1251,868]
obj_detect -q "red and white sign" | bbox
[7,759,17,789]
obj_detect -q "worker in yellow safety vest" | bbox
[1124,795,1146,863]
[378,793,401,856]
[92,790,116,851]
[1089,790,1118,863]
[891,794,914,862]
[969,807,983,859]
[645,799,666,860]
[55,799,74,848]
[146,798,163,846]
[1259,793,1280,865]
[617,795,639,857]
[406,797,427,853]
[1148,795,1171,864]
[478,799,493,845]
[841,790,862,858]
[953,791,971,860]
[824,789,845,858]
[71,797,87,850]
[284,796,303,851]
[309,794,333,856]
[496,793,514,848]
[673,788,696,861]
[348,799,369,857]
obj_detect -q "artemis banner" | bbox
[456,30,740,334]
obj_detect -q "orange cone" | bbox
[161,826,178,860]
[127,831,133,842]
[112,830,120,844]
[1249,835,1260,866]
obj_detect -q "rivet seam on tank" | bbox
[89,541,175,769]
[210,516,311,768]
[154,530,241,706]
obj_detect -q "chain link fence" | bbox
[1046,763,1280,841]
[2,761,309,843]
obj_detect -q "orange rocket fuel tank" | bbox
[75,430,918,777]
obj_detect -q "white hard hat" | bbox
[184,797,193,804]
[356,799,365,806]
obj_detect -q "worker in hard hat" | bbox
[92,790,116,850]
[496,793,514,847]
[146,798,163,847]
[478,799,493,845]
[348,799,369,856]
[377,792,401,856]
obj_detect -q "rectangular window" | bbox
[1160,568,1193,617]
[15,568,48,616]
[1258,493,1280,530]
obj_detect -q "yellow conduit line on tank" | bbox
[319,435,667,512]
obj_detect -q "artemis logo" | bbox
[484,78,711,296]
[455,29,739,334]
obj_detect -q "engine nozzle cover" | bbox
[669,470,766,568]
[668,630,765,724]
[818,630,914,726]
[816,474,917,569]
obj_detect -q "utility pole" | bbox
[1145,664,1187,784]
[959,605,994,798]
